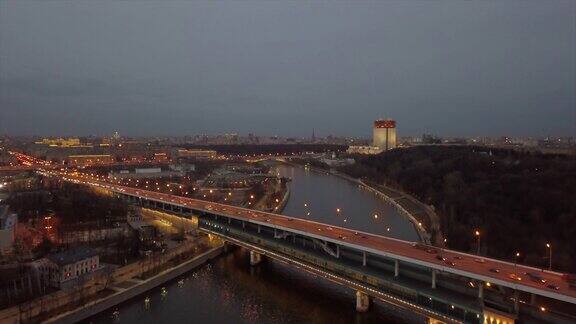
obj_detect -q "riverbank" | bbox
[44,246,223,324]
[252,177,290,214]
[0,234,223,324]
[275,186,290,213]
[278,159,442,245]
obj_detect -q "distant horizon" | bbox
[1,130,573,140]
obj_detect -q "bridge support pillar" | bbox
[336,245,340,258]
[478,283,484,299]
[428,319,445,324]
[530,293,536,305]
[242,221,245,229]
[513,290,519,313]
[355,291,370,312]
[250,251,262,266]
[362,252,367,266]
[257,224,261,233]
[228,217,231,224]
[394,260,399,277]
[431,270,437,289]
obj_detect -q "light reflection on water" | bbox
[275,163,419,241]
[88,249,421,324]
[86,164,422,324]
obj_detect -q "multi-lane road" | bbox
[55,171,576,306]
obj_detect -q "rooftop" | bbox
[46,247,97,266]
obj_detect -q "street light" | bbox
[474,230,481,255]
[546,243,552,270]
[514,252,520,277]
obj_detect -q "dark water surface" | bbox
[274,164,419,241]
[87,164,422,324]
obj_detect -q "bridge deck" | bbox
[58,173,576,305]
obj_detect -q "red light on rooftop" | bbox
[374,119,396,128]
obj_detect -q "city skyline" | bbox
[1,1,575,137]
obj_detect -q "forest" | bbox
[340,146,576,272]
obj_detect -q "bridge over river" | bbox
[46,169,576,324]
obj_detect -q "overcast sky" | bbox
[1,1,574,138]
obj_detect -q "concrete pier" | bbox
[250,250,262,266]
[356,290,370,312]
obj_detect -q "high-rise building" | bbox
[373,119,397,150]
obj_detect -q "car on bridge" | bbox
[547,284,560,291]
[525,272,547,284]
[444,260,456,267]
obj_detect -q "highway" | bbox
[55,171,576,306]
[2,151,169,171]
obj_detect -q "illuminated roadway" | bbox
[55,171,576,306]
[1,151,169,172]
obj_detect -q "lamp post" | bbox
[546,243,552,270]
[514,252,520,277]
[336,208,345,225]
[474,230,481,255]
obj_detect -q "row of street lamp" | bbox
[300,202,394,232]
[474,229,553,270]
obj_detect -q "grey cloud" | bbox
[0,1,574,137]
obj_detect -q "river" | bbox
[87,163,423,324]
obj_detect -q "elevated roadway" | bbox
[53,172,576,305]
